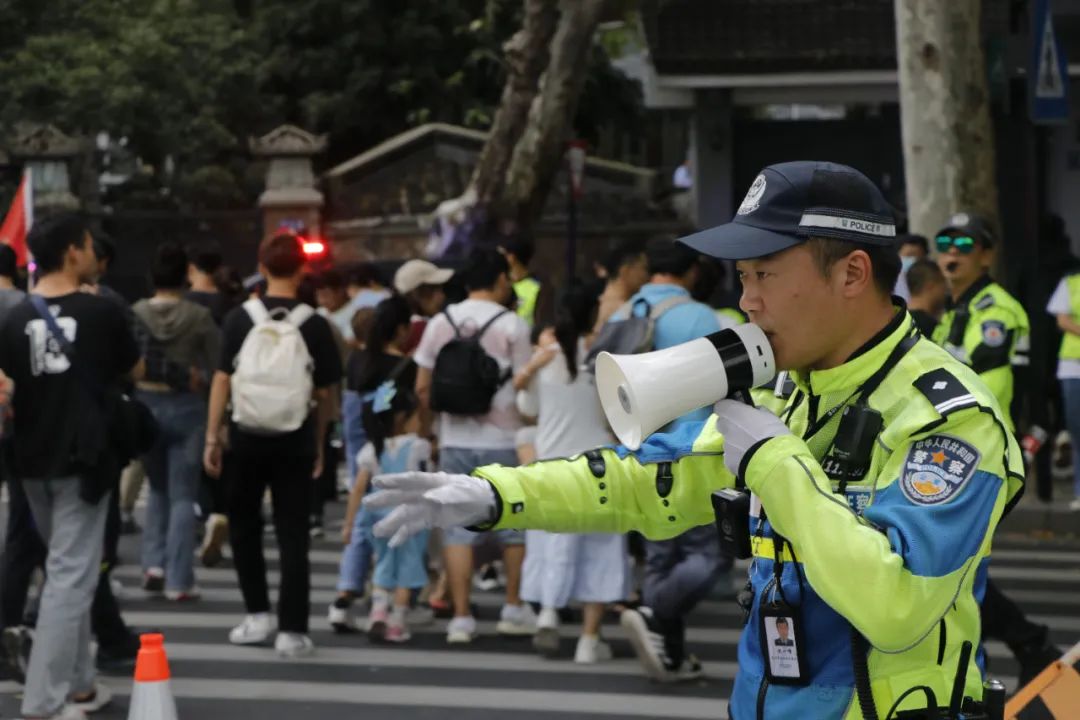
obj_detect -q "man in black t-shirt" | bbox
[0,213,142,719]
[203,233,341,659]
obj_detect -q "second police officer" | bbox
[931,214,1059,684]
[932,214,1030,423]
[367,162,1023,719]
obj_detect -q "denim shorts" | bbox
[440,446,524,547]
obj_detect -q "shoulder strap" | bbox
[243,298,269,324]
[286,304,315,327]
[629,297,651,318]
[29,295,99,400]
[475,309,508,341]
[29,295,75,359]
[912,367,978,416]
[442,309,463,338]
[648,295,691,319]
[973,293,995,312]
[387,355,413,382]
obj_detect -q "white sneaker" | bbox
[70,682,112,713]
[532,607,560,656]
[199,513,229,567]
[446,615,477,644]
[274,632,315,658]
[574,635,613,664]
[229,613,275,646]
[496,603,537,636]
[328,602,358,633]
[1069,498,1080,512]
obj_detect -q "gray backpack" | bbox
[584,295,691,373]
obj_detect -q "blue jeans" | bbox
[139,391,206,592]
[342,389,368,489]
[1062,378,1080,498]
[337,507,374,593]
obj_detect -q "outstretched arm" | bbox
[367,419,736,545]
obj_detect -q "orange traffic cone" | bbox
[127,634,179,720]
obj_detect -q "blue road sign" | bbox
[1031,0,1070,124]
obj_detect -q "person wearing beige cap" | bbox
[395,260,454,302]
[395,260,454,351]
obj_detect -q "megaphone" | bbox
[596,324,775,449]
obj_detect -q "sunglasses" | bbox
[935,235,977,254]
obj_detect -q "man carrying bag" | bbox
[0,213,143,720]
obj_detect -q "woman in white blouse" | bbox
[517,285,630,664]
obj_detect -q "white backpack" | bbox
[230,298,315,434]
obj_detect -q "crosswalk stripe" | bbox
[991,548,1080,564]
[112,561,1080,590]
[4,678,730,719]
[162,642,733,677]
[117,610,1053,660]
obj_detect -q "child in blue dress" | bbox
[341,377,431,642]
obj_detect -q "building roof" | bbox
[641,0,1010,76]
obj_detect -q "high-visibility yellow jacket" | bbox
[473,309,1023,719]
[932,275,1029,428]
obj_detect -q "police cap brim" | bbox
[677,222,802,261]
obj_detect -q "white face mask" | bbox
[900,255,918,273]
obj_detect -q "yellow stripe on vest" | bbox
[750,535,796,563]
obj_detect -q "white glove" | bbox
[714,399,792,480]
[365,471,497,547]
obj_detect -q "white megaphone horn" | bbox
[596,323,776,450]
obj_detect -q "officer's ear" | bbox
[838,248,874,299]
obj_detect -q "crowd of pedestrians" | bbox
[0,208,1078,718]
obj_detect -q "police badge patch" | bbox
[981,320,1007,348]
[900,435,981,506]
[738,174,767,215]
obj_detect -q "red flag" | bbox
[0,170,33,267]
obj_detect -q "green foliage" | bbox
[0,0,642,210]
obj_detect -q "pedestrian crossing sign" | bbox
[1031,0,1070,123]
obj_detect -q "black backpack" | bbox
[431,309,511,415]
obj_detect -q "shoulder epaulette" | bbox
[913,368,979,416]
[973,294,995,311]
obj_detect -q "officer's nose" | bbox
[739,286,761,315]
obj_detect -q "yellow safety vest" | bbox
[1059,274,1080,360]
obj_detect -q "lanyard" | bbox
[787,330,919,444]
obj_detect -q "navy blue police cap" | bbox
[678,161,897,261]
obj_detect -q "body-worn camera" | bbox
[711,488,752,559]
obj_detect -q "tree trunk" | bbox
[894,0,999,239]
[498,0,612,230]
[468,0,559,208]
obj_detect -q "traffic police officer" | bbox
[931,214,1030,426]
[932,215,1058,683]
[367,162,1023,719]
